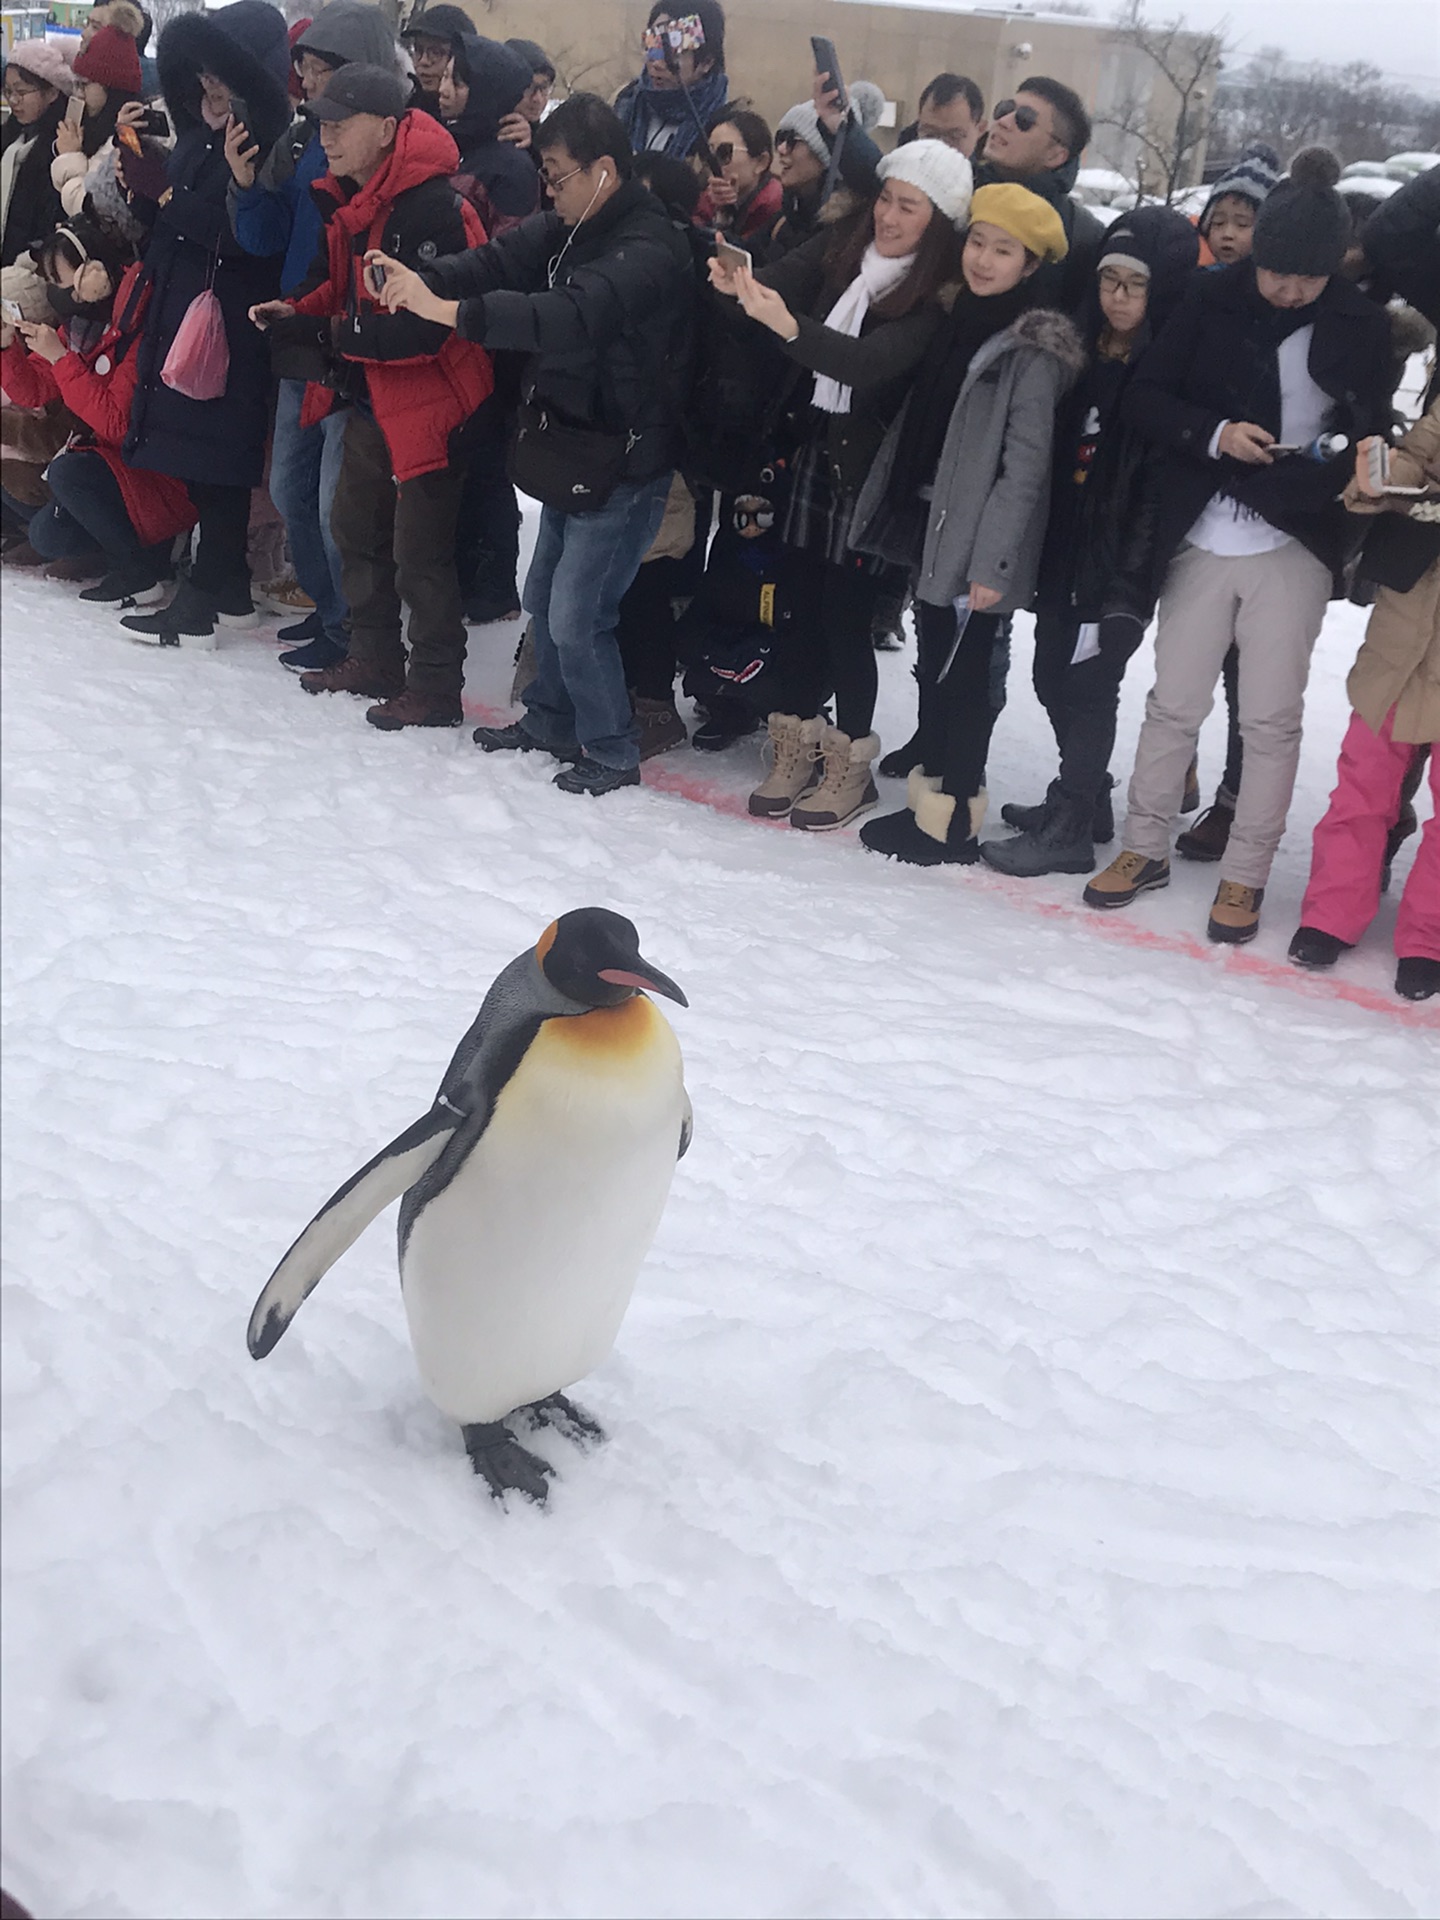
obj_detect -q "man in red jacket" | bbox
[251,63,493,729]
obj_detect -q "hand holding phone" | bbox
[365,257,388,297]
[810,35,847,119]
[65,93,85,126]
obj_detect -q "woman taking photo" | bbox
[695,109,779,242]
[49,24,146,244]
[709,139,971,830]
[850,184,1081,864]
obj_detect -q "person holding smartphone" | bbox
[613,1,727,160]
[708,141,971,830]
[49,25,147,245]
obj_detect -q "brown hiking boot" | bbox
[1208,879,1263,944]
[1176,799,1234,862]
[366,689,463,731]
[634,696,687,760]
[299,658,405,699]
[1083,850,1171,910]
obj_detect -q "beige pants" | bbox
[1123,541,1332,888]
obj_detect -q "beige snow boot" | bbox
[789,726,881,831]
[749,712,824,818]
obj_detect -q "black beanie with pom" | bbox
[1253,146,1350,277]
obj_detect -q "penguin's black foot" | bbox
[519,1392,607,1451]
[462,1420,555,1505]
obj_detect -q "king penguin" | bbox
[247,908,691,1503]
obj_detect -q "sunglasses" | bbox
[992,99,1040,133]
[774,130,801,151]
[710,141,737,166]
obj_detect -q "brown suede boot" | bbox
[1207,880,1263,944]
[634,696,687,760]
[1176,798,1235,862]
[789,726,880,831]
[749,714,823,818]
[300,658,405,699]
[366,688,463,730]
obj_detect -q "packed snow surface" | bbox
[2,552,1438,1920]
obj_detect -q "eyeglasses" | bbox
[539,161,584,193]
[3,79,44,101]
[1098,268,1148,297]
[991,99,1040,133]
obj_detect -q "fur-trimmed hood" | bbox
[962,304,1085,391]
[157,0,291,154]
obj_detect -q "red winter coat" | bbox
[292,110,494,483]
[0,265,197,550]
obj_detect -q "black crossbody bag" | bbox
[507,398,639,514]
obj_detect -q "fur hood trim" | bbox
[157,2,291,153]
[1007,305,1086,374]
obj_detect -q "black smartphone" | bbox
[365,257,388,296]
[810,35,847,113]
[227,94,251,137]
[139,105,171,138]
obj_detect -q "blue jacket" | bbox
[233,121,328,294]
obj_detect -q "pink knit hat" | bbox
[7,38,77,94]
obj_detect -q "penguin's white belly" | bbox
[399,998,686,1424]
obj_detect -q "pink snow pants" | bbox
[1300,706,1440,961]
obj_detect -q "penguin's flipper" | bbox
[247,1105,461,1360]
[678,1090,693,1161]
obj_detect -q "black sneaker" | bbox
[464,590,522,625]
[122,578,255,646]
[553,760,641,797]
[473,721,579,761]
[1395,956,1440,1001]
[279,634,348,673]
[79,564,169,609]
[277,609,325,644]
[692,712,759,752]
[1288,926,1351,971]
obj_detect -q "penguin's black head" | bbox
[538,908,688,1010]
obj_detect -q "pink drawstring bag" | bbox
[160,282,229,402]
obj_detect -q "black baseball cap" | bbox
[309,63,407,122]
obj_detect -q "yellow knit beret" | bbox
[968,184,1069,262]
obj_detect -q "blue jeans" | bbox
[269,378,347,637]
[522,472,672,770]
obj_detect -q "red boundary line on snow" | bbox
[461,697,1439,1032]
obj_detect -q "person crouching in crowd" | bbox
[1,39,75,271]
[373,93,696,796]
[1,219,196,600]
[696,109,780,243]
[116,0,292,648]
[1288,410,1440,1002]
[250,64,493,730]
[1086,148,1392,944]
[614,0,728,160]
[229,0,399,671]
[710,141,971,830]
[983,205,1199,878]
[848,183,1081,863]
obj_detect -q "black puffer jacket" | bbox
[1,92,68,268]
[1123,261,1392,595]
[423,178,695,481]
[445,33,539,234]
[1360,164,1440,335]
[124,0,290,488]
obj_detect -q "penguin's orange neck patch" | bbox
[534,921,559,965]
[551,994,660,1058]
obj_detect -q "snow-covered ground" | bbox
[2,535,1437,1920]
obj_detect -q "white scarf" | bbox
[811,243,916,416]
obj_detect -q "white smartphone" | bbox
[65,93,85,126]
[1364,437,1429,497]
[713,234,751,273]
[1,299,23,324]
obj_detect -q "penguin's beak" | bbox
[598,960,688,1008]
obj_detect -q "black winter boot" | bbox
[1092,775,1116,845]
[1000,780,1060,834]
[1395,956,1440,1001]
[980,790,1096,877]
[1288,926,1352,971]
[878,731,922,779]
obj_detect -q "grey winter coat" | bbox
[851,306,1084,612]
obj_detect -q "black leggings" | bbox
[915,599,1006,799]
[185,480,251,595]
[782,548,881,737]
[1031,609,1147,803]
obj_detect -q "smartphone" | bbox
[810,35,847,112]
[714,234,751,273]
[65,94,85,126]
[139,105,170,138]
[2,298,23,324]
[1364,437,1429,496]
[365,258,388,296]
[227,94,251,136]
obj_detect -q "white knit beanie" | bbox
[7,37,76,93]
[878,138,974,229]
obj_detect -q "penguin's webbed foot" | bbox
[519,1392,607,1451]
[462,1420,555,1506]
